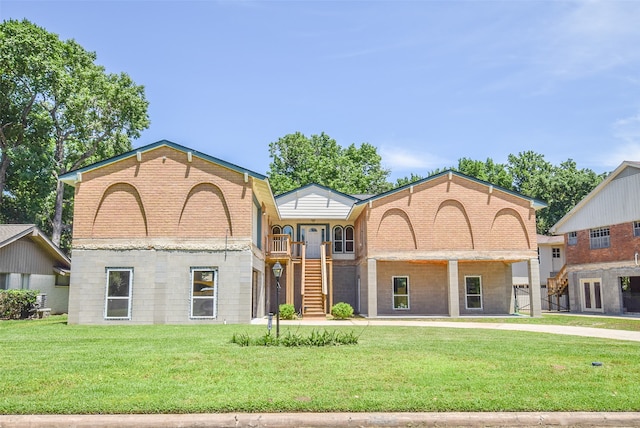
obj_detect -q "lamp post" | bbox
[272,261,282,337]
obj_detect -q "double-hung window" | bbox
[634,221,640,237]
[568,231,577,246]
[465,276,482,309]
[105,268,133,319]
[191,268,217,318]
[392,276,409,310]
[590,227,610,249]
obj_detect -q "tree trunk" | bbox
[51,179,65,247]
[0,150,9,208]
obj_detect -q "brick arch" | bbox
[432,199,474,249]
[490,208,530,249]
[376,208,417,250]
[179,183,233,237]
[93,183,148,237]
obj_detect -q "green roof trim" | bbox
[355,170,548,209]
[59,139,267,184]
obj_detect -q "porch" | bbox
[265,234,334,317]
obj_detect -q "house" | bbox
[512,235,567,312]
[0,224,71,314]
[550,161,640,315]
[60,140,545,324]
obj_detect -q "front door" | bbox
[580,278,603,312]
[301,226,323,259]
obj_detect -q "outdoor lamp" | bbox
[272,261,283,337]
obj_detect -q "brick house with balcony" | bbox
[550,161,640,315]
[60,140,545,324]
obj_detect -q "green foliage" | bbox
[268,132,391,195]
[331,302,354,319]
[0,19,149,250]
[0,289,39,319]
[231,329,359,347]
[278,303,297,320]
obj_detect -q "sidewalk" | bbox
[2,411,640,427]
[253,317,640,342]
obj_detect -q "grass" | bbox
[1,314,639,414]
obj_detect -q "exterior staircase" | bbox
[547,264,569,311]
[302,259,326,317]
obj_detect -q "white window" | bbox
[590,227,610,249]
[344,226,354,253]
[392,276,409,310]
[332,225,355,254]
[271,225,282,235]
[634,221,640,237]
[105,268,133,319]
[568,231,577,246]
[191,268,217,318]
[552,248,561,259]
[333,226,343,253]
[465,276,482,309]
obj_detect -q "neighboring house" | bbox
[550,161,640,315]
[0,224,71,314]
[60,140,545,324]
[512,234,566,311]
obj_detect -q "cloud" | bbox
[596,114,640,167]
[541,1,640,77]
[380,146,450,175]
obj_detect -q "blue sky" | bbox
[2,1,640,180]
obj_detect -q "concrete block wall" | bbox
[68,248,257,325]
[458,261,512,315]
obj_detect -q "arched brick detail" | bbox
[376,208,417,250]
[93,183,148,237]
[433,199,474,249]
[179,183,233,237]
[490,208,530,249]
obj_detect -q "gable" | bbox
[276,185,357,220]
[552,163,640,234]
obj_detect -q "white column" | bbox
[528,258,542,317]
[448,260,460,317]
[367,258,378,318]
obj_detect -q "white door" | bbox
[580,278,603,312]
[302,226,323,259]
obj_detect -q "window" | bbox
[552,248,561,259]
[271,225,282,235]
[590,227,610,249]
[333,226,343,253]
[634,221,640,237]
[332,225,355,254]
[20,274,30,290]
[105,268,133,319]
[568,231,577,246]
[345,226,354,253]
[282,225,294,239]
[393,276,409,310]
[465,276,482,309]
[0,273,7,290]
[191,268,217,318]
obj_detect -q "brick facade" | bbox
[566,222,640,265]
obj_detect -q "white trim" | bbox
[104,268,133,320]
[464,275,483,310]
[190,267,218,319]
[579,277,604,313]
[392,276,410,310]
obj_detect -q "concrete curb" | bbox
[1,412,640,427]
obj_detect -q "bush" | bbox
[231,329,359,347]
[279,303,297,320]
[331,302,354,320]
[0,290,39,319]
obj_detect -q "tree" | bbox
[268,132,391,195]
[0,19,149,247]
[456,157,513,189]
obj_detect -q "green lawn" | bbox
[1,315,639,414]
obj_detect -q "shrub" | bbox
[279,303,297,320]
[230,329,359,347]
[331,302,354,320]
[0,290,39,319]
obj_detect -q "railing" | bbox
[300,243,306,297]
[267,234,290,257]
[320,244,328,297]
[547,264,568,295]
